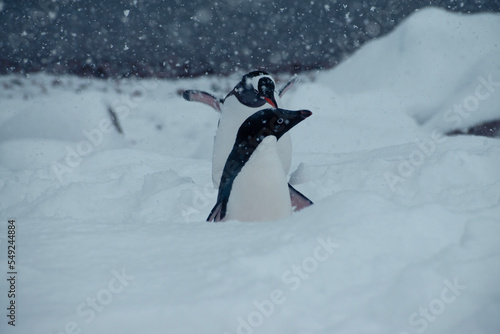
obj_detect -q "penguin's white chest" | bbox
[212,96,292,188]
[226,136,292,222]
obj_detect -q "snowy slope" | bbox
[0,7,499,334]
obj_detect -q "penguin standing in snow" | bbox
[183,71,312,210]
[184,71,290,186]
[207,108,312,222]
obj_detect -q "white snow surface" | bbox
[0,7,500,334]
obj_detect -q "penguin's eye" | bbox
[276,118,284,124]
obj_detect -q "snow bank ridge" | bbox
[384,73,500,192]
[441,74,500,129]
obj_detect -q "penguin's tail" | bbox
[207,201,226,222]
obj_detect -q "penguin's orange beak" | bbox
[264,96,277,108]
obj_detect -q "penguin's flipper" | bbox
[207,200,226,222]
[288,183,313,211]
[279,75,298,98]
[183,90,222,113]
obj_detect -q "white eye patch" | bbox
[248,75,275,92]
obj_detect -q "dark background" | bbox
[1,0,499,78]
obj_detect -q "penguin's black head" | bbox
[236,108,312,146]
[228,71,279,108]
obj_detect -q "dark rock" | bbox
[447,119,500,138]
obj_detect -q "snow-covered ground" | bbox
[1,7,499,334]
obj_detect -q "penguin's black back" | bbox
[207,108,312,222]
